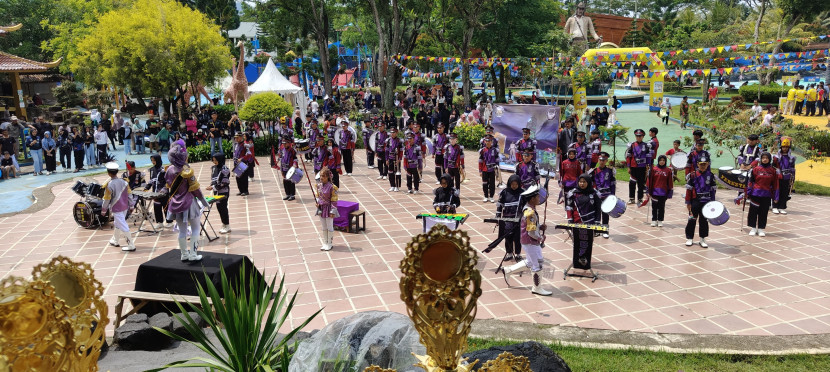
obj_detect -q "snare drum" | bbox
[233,162,248,177]
[600,195,627,218]
[73,200,107,229]
[286,167,304,184]
[71,181,87,197]
[295,139,311,154]
[86,182,104,198]
[538,187,548,204]
[718,166,733,173]
[702,201,730,226]
[670,152,688,169]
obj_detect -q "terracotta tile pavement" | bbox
[1,151,830,338]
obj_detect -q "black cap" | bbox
[576,130,586,136]
[449,133,458,139]
[283,135,294,143]
[523,148,534,155]
[696,139,706,145]
[485,125,494,131]
[522,128,531,133]
[649,127,658,134]
[634,129,645,136]
[591,129,600,135]
[748,134,759,140]
[693,130,703,136]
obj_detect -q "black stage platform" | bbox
[134,250,265,302]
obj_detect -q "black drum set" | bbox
[71,180,110,229]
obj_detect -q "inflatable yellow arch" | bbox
[575,46,665,112]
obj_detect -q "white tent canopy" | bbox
[248,59,307,119]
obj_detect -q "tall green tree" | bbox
[251,0,335,98]
[72,0,231,114]
[763,0,830,83]
[473,0,562,102]
[431,0,504,107]
[362,0,429,110]
[0,0,55,61]
[178,0,241,32]
[42,0,125,74]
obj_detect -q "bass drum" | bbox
[369,132,379,152]
[73,200,108,229]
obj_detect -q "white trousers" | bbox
[112,210,129,233]
[320,217,333,232]
[522,243,543,272]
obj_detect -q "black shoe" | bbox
[288,195,295,201]
[505,253,514,261]
[282,195,290,200]
[514,254,523,262]
[240,192,248,196]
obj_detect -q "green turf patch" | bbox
[467,337,830,372]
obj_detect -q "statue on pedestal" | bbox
[564,2,601,53]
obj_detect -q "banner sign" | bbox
[491,104,559,169]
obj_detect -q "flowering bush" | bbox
[453,122,486,149]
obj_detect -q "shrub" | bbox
[52,80,84,107]
[239,92,293,123]
[739,83,787,104]
[212,104,236,122]
[454,122,485,149]
[664,81,683,94]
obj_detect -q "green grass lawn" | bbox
[468,338,830,372]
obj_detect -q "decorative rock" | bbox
[114,321,171,351]
[149,313,173,332]
[462,341,571,372]
[124,313,148,324]
[289,311,426,372]
[171,312,205,339]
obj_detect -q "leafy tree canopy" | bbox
[238,92,293,122]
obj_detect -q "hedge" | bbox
[739,83,787,104]
[453,122,485,149]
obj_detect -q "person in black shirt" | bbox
[208,112,224,154]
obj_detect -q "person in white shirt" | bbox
[132,118,146,154]
[94,126,110,163]
[761,106,776,127]
[749,100,763,125]
[311,99,319,116]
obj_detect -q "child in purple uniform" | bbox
[403,133,423,194]
[317,168,339,251]
[593,152,615,238]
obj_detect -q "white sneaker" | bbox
[109,237,120,247]
[685,239,693,246]
[413,190,419,195]
[377,175,383,180]
[699,238,708,248]
[531,286,553,296]
[219,225,231,234]
[780,210,787,215]
[154,223,164,230]
[749,228,757,236]
[650,221,657,227]
[122,237,136,251]
[368,166,375,169]
[394,187,399,192]
[388,187,394,192]
[602,233,609,239]
[489,198,495,203]
[772,208,780,214]
[757,229,766,237]
[435,181,440,185]
[498,183,506,188]
[657,221,664,227]
[482,197,489,202]
[408,189,413,194]
[382,176,387,180]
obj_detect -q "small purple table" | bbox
[333,200,359,229]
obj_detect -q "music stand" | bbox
[134,194,160,235]
[200,198,220,242]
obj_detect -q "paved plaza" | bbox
[1,151,830,338]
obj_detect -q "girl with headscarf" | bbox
[684,154,717,248]
[146,154,170,229]
[325,138,342,188]
[163,139,209,261]
[316,168,339,251]
[565,173,603,225]
[646,155,674,227]
[496,174,525,261]
[743,152,778,237]
[232,133,254,195]
[433,173,461,214]
[207,152,231,234]
[41,131,57,174]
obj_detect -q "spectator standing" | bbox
[26,128,43,176]
[58,128,72,172]
[71,127,85,172]
[84,126,96,167]
[95,126,109,163]
[42,131,57,174]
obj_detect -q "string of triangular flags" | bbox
[390,58,460,78]
[583,52,827,67]
[653,34,830,57]
[605,62,828,79]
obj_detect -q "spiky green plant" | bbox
[148,265,321,372]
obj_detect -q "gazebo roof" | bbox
[0,51,62,73]
[0,23,22,35]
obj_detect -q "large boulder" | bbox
[289,311,426,372]
[462,341,571,372]
[113,321,172,351]
[170,312,206,340]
